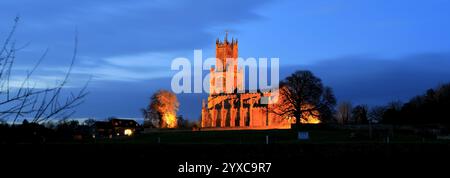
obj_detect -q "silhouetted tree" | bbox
[368,106,386,123]
[399,83,450,124]
[55,119,80,139]
[106,116,119,122]
[336,101,352,124]
[22,119,29,125]
[43,121,56,129]
[83,118,96,127]
[318,87,337,123]
[351,105,368,124]
[177,115,190,128]
[141,108,157,128]
[381,101,402,124]
[57,120,79,129]
[272,70,336,125]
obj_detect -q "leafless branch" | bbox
[0,17,88,124]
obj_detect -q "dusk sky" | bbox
[1,0,450,121]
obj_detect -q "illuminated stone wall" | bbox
[201,36,292,129]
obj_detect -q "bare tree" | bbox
[271,70,336,125]
[336,101,352,124]
[142,107,159,128]
[368,106,386,123]
[351,104,368,124]
[0,17,88,124]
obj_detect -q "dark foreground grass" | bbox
[2,140,449,176]
[99,129,448,144]
[2,129,449,176]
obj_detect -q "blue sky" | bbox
[1,0,450,120]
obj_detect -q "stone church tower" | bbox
[210,32,243,94]
[201,33,293,129]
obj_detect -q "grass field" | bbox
[2,128,449,176]
[98,128,450,144]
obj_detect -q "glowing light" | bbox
[124,129,133,136]
[162,113,177,128]
[300,115,321,124]
[284,105,321,124]
[300,104,321,124]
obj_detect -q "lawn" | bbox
[97,128,449,144]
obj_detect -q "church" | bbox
[201,34,293,129]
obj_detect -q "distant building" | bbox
[95,118,139,138]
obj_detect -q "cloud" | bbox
[1,0,273,57]
[7,44,180,89]
[77,51,183,81]
[103,52,174,68]
[1,0,274,85]
[6,76,67,89]
[43,64,172,82]
[6,66,84,89]
[74,65,172,82]
[280,53,450,106]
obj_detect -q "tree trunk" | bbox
[295,112,301,126]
